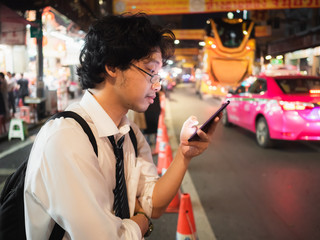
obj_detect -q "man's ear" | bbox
[105,65,117,77]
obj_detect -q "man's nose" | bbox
[152,81,161,92]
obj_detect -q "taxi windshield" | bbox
[275,78,320,94]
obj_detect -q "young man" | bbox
[24,13,221,239]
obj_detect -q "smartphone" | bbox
[188,100,230,142]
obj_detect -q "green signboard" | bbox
[271,59,283,65]
[30,20,42,38]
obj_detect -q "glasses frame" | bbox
[131,63,162,84]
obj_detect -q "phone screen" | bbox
[188,100,230,142]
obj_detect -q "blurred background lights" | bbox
[227,12,234,19]
[265,55,272,60]
[243,10,248,19]
[167,60,173,65]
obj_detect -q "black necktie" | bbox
[108,135,130,219]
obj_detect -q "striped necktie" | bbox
[108,135,130,219]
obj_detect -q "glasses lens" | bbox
[151,75,161,84]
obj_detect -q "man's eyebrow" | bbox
[143,58,160,64]
[151,59,161,65]
[142,60,161,69]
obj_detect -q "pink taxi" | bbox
[222,74,320,147]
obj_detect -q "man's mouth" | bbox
[146,94,156,104]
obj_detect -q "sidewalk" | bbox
[0,95,83,143]
[0,113,46,143]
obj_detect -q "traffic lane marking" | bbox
[0,135,36,161]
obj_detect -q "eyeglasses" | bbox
[131,63,162,84]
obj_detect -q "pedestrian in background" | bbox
[24,13,221,239]
[0,72,9,120]
[6,72,17,117]
[127,110,147,131]
[17,73,29,106]
[143,91,162,147]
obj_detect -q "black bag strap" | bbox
[47,111,98,239]
[129,127,138,157]
[49,223,65,240]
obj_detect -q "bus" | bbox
[196,18,255,98]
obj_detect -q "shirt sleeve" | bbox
[25,119,142,240]
[131,124,159,217]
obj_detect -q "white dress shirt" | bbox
[24,90,159,239]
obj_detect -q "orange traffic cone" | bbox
[166,189,180,213]
[157,142,172,175]
[161,121,169,144]
[153,111,165,155]
[176,193,198,240]
[160,92,166,110]
[157,140,172,175]
[156,122,172,174]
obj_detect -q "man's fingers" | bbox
[196,129,210,141]
[206,114,221,135]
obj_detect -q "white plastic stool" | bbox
[8,118,27,141]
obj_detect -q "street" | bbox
[167,83,320,240]
[1,83,320,239]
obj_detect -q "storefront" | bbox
[1,5,85,114]
[268,27,320,76]
[25,7,85,112]
[0,3,30,74]
[284,48,320,76]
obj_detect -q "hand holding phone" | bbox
[188,100,230,141]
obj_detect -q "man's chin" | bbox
[132,104,150,113]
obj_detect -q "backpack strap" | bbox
[49,223,65,240]
[47,111,98,239]
[129,126,138,157]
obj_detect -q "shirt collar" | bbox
[80,90,130,138]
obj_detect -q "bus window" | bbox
[199,18,255,98]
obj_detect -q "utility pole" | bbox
[36,9,44,99]
[30,8,46,119]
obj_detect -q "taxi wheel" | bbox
[256,117,273,148]
[222,108,232,127]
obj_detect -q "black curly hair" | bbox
[77,13,175,89]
